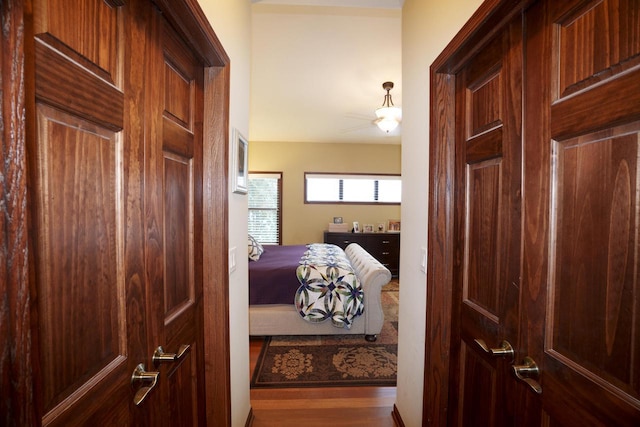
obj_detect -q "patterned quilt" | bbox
[294,244,364,329]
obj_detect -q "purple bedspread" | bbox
[249,245,308,305]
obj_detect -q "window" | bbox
[305,173,401,204]
[248,172,282,244]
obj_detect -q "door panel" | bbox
[158,22,205,426]
[34,105,125,415]
[429,0,640,425]
[166,341,199,424]
[450,16,523,427]
[536,0,640,424]
[33,104,131,426]
[552,129,637,383]
[164,151,194,316]
[555,0,640,100]
[465,158,501,317]
[459,341,498,426]
[29,1,207,425]
[34,0,120,86]
[30,2,133,425]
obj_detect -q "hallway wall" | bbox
[398,1,483,425]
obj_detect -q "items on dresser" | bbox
[327,222,350,232]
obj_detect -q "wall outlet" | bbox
[420,247,427,273]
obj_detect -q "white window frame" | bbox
[304,172,401,205]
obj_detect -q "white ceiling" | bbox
[250,1,402,144]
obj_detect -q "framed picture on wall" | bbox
[232,128,248,194]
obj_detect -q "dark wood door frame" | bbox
[0,1,232,425]
[423,1,531,425]
[1,0,33,424]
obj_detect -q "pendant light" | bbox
[375,81,401,133]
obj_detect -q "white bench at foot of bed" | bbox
[248,243,392,340]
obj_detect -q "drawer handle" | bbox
[342,240,350,244]
[382,252,390,255]
[382,240,390,244]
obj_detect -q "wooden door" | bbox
[27,1,206,424]
[153,21,206,426]
[427,0,640,425]
[29,1,139,424]
[448,15,524,427]
[524,0,640,424]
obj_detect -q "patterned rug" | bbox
[251,283,399,388]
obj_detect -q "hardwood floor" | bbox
[249,337,397,426]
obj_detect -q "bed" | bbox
[248,239,392,341]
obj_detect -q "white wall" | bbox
[398,0,482,425]
[198,1,252,426]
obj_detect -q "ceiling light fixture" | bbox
[375,81,401,133]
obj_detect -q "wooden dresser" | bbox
[324,231,400,278]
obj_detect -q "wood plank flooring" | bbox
[249,337,397,426]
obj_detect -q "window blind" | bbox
[248,173,282,244]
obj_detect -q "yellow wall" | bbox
[249,141,401,245]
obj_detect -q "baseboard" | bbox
[245,407,254,427]
[392,404,405,427]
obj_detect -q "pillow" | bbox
[248,234,264,261]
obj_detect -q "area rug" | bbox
[251,283,399,388]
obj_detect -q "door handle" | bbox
[512,356,542,394]
[131,363,159,406]
[152,344,190,366]
[474,339,515,362]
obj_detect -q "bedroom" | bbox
[5,0,639,425]
[238,0,640,425]
[244,0,403,418]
